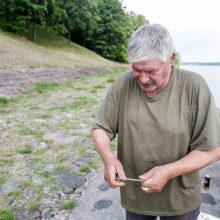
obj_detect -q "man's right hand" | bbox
[104,157,126,188]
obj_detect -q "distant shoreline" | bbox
[181,62,220,66]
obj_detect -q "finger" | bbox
[109,170,125,187]
[141,177,153,189]
[115,167,126,186]
[141,186,153,193]
[139,173,153,181]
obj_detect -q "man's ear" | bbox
[170,53,176,65]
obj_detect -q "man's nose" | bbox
[139,72,149,84]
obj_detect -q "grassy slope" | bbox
[0,29,125,69]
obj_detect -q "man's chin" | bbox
[140,85,156,93]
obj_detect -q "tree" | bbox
[62,0,100,46]
[45,0,67,36]
[89,0,130,62]
[126,11,149,32]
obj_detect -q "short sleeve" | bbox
[92,76,124,140]
[190,77,220,151]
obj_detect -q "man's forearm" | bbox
[92,128,116,165]
[167,146,220,179]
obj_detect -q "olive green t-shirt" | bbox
[93,67,220,216]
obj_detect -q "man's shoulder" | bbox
[175,67,207,86]
[112,71,133,88]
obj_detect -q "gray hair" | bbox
[128,23,175,63]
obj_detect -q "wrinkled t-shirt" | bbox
[93,67,220,216]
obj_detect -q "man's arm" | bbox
[140,147,220,192]
[92,128,125,188]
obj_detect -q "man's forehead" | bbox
[132,58,163,68]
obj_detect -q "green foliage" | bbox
[174,52,181,68]
[0,0,149,63]
[0,209,16,220]
[0,97,9,105]
[60,199,77,210]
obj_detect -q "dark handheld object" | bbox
[204,175,211,187]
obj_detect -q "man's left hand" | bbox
[139,165,171,193]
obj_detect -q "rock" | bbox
[69,128,91,136]
[201,193,217,205]
[98,183,110,192]
[44,187,51,194]
[2,181,21,193]
[63,187,75,194]
[33,119,47,123]
[32,177,44,186]
[37,142,50,150]
[43,132,78,145]
[82,138,93,146]
[93,199,113,210]
[42,206,53,220]
[58,173,86,190]
[52,212,68,220]
[73,152,96,167]
[25,162,36,170]
[43,132,62,142]
[79,123,87,128]
[61,136,79,145]
[44,163,57,173]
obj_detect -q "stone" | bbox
[93,199,113,210]
[98,183,110,192]
[82,138,93,146]
[201,193,217,205]
[44,163,57,173]
[42,206,53,220]
[44,187,51,194]
[2,181,21,193]
[43,132,78,145]
[32,177,44,186]
[58,173,86,190]
[63,187,75,194]
[69,128,91,136]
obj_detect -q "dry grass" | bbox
[0,30,126,69]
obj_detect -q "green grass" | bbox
[35,82,60,93]
[54,165,71,174]
[21,179,33,188]
[0,208,16,220]
[28,201,41,212]
[0,175,7,185]
[0,97,9,105]
[17,146,32,155]
[80,165,92,173]
[8,190,23,199]
[60,199,77,210]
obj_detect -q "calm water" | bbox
[180,65,220,108]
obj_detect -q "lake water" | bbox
[180,65,220,108]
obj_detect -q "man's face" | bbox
[131,58,173,96]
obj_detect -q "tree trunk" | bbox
[68,28,71,44]
[33,22,37,42]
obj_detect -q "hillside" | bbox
[0,30,125,70]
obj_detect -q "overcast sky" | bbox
[122,0,220,62]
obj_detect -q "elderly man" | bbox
[92,24,220,220]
